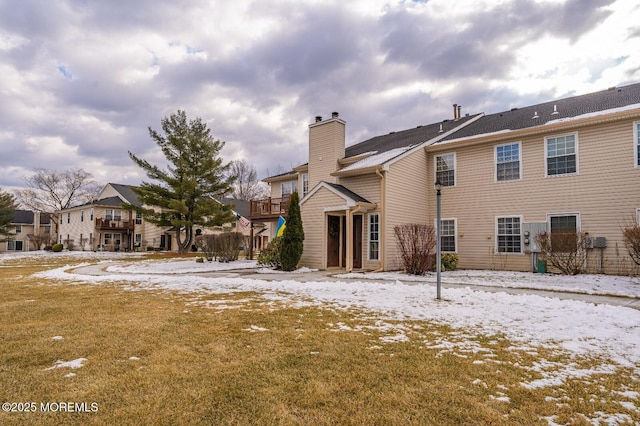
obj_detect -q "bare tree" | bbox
[230,159,269,200]
[13,168,101,227]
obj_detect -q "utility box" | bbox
[523,222,547,253]
[593,237,607,248]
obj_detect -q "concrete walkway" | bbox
[69,263,640,311]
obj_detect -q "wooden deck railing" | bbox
[249,196,290,220]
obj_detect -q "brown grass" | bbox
[0,254,638,425]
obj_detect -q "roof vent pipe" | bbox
[551,105,559,115]
[331,111,339,118]
[457,105,461,120]
[438,123,443,133]
[315,116,322,122]
[453,104,458,120]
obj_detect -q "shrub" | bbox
[258,237,283,269]
[394,223,436,275]
[440,253,459,271]
[215,232,244,262]
[51,243,63,252]
[621,221,640,266]
[194,234,217,261]
[280,192,304,271]
[535,231,588,275]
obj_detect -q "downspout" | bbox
[374,168,386,272]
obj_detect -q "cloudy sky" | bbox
[1,0,638,193]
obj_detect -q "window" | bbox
[435,153,455,186]
[15,225,21,234]
[496,142,521,181]
[135,234,142,244]
[114,210,122,221]
[104,233,112,245]
[8,241,23,251]
[135,212,142,225]
[281,181,298,196]
[368,213,380,260]
[90,208,94,221]
[302,173,309,197]
[635,122,640,167]
[546,134,577,176]
[496,217,522,253]
[67,212,70,224]
[105,209,113,221]
[81,211,84,222]
[439,219,456,252]
[549,214,579,251]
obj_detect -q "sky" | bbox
[10,250,638,424]
[1,0,639,193]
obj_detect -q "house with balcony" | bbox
[57,183,255,252]
[0,210,52,252]
[254,82,640,274]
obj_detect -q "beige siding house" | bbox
[0,210,52,252]
[255,82,640,274]
[56,184,253,253]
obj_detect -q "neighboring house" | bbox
[0,210,52,252]
[57,184,256,253]
[251,83,640,274]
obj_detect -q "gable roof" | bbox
[218,198,249,218]
[11,210,34,225]
[108,183,143,207]
[301,181,373,207]
[438,82,640,143]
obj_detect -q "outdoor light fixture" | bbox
[435,178,442,300]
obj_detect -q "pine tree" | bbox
[128,110,236,253]
[0,188,17,242]
[280,191,304,271]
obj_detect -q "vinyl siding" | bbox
[308,119,345,189]
[300,187,346,269]
[427,118,640,273]
[385,151,431,270]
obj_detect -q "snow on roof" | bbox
[339,146,413,172]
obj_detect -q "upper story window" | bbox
[90,208,94,221]
[302,174,309,197]
[546,133,577,176]
[15,225,22,234]
[634,122,640,167]
[435,153,455,187]
[105,209,113,220]
[67,212,70,223]
[281,181,298,196]
[81,211,84,222]
[496,142,521,182]
[136,212,142,225]
[114,210,122,221]
[496,216,522,253]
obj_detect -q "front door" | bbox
[327,215,341,267]
[353,215,363,269]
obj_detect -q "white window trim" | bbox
[434,152,457,188]
[434,217,457,253]
[494,215,524,255]
[368,213,380,261]
[494,142,522,183]
[544,132,579,177]
[634,121,640,168]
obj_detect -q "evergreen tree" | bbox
[280,191,304,271]
[128,110,236,253]
[0,188,17,242]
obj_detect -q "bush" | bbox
[51,243,63,252]
[440,253,459,271]
[215,232,244,261]
[535,231,588,275]
[194,234,217,261]
[257,237,283,269]
[622,221,640,266]
[394,223,436,275]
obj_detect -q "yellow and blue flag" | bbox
[276,216,286,237]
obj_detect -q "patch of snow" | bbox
[45,358,87,370]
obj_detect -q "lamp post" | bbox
[435,178,442,300]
